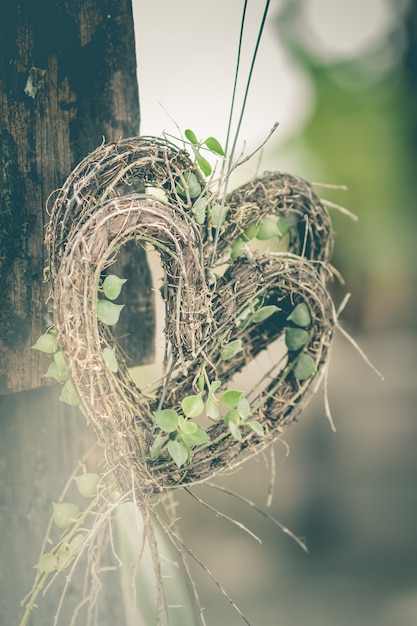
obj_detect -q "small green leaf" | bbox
[237,395,250,420]
[181,393,204,418]
[53,350,69,381]
[208,380,221,394]
[251,305,280,324]
[204,136,225,156]
[221,339,243,361]
[154,409,179,433]
[56,548,75,571]
[276,216,293,236]
[285,327,310,351]
[34,552,58,573]
[181,424,209,446]
[178,415,198,434]
[230,237,246,259]
[67,533,84,556]
[197,372,205,392]
[168,440,188,468]
[287,302,311,327]
[180,172,202,198]
[149,433,165,460]
[220,390,243,409]
[255,216,280,240]
[52,502,80,529]
[60,380,80,406]
[228,420,242,441]
[224,409,240,425]
[209,203,228,227]
[74,473,100,498]
[246,420,265,437]
[293,353,316,380]
[242,222,259,241]
[192,196,208,224]
[102,274,127,300]
[96,300,124,325]
[32,333,58,354]
[44,361,63,383]
[206,395,219,419]
[102,347,118,373]
[185,128,199,144]
[195,152,212,177]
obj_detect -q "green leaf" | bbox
[192,196,208,224]
[34,552,58,573]
[255,216,280,240]
[276,216,294,237]
[287,302,311,327]
[56,548,75,571]
[206,395,219,419]
[246,420,265,437]
[228,420,242,441]
[178,415,198,434]
[230,237,246,259]
[102,274,127,300]
[168,440,188,468]
[204,136,225,156]
[154,409,179,433]
[195,152,212,177]
[237,395,250,420]
[209,203,228,227]
[67,533,84,556]
[181,424,209,447]
[185,128,199,144]
[74,473,100,498]
[221,339,243,361]
[149,433,165,460]
[44,361,64,383]
[181,393,204,418]
[32,333,58,354]
[181,172,202,198]
[251,305,280,324]
[53,350,69,381]
[52,502,80,529]
[224,409,240,425]
[293,353,316,380]
[60,380,80,406]
[219,390,243,409]
[197,372,205,392]
[102,347,118,373]
[242,222,259,241]
[208,380,221,394]
[285,327,310,351]
[96,300,124,325]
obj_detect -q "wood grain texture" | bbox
[0,0,155,394]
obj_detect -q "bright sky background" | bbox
[133,0,397,177]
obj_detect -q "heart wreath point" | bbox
[45,136,336,501]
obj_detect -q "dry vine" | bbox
[45,135,336,502]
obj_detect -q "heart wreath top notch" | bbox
[44,135,337,501]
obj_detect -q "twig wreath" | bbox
[23,132,345,626]
[45,135,335,496]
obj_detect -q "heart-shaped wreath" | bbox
[44,135,336,502]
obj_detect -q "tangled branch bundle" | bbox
[45,136,336,502]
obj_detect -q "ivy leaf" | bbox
[60,380,80,407]
[52,502,79,529]
[219,390,243,409]
[181,393,204,418]
[223,409,240,425]
[242,222,259,241]
[44,361,63,383]
[255,216,280,240]
[56,548,75,572]
[246,420,265,437]
[181,424,209,447]
[74,473,100,498]
[285,327,310,351]
[204,136,225,156]
[178,415,198,434]
[34,552,58,573]
[177,172,202,198]
[195,151,212,177]
[293,353,316,380]
[206,395,219,419]
[168,440,188,468]
[251,305,280,324]
[96,300,124,325]
[237,395,250,420]
[209,203,228,227]
[102,275,127,300]
[31,333,58,354]
[192,196,208,224]
[153,409,179,433]
[185,128,199,144]
[102,347,118,373]
[149,433,165,460]
[228,420,242,441]
[53,350,69,381]
[221,339,243,361]
[287,302,311,327]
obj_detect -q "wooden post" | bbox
[0,1,154,623]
